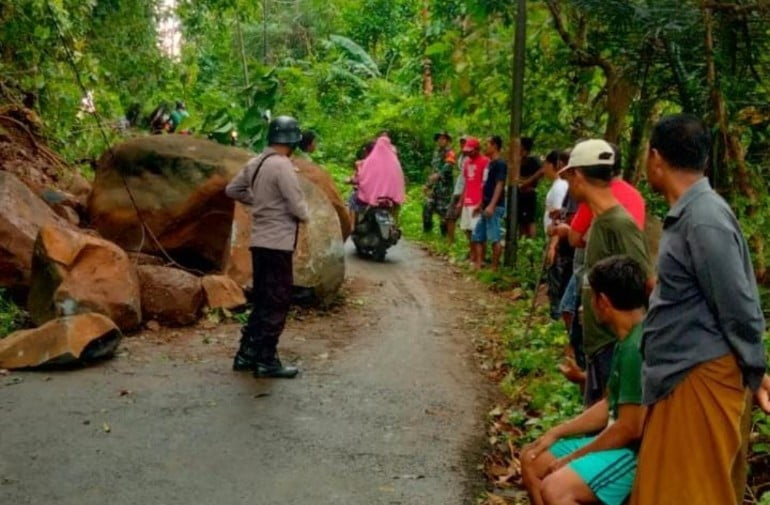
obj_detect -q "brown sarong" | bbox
[629,354,751,505]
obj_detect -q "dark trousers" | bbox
[547,254,573,320]
[239,247,293,361]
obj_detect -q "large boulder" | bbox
[137,265,204,326]
[87,135,252,271]
[292,156,351,240]
[0,172,69,294]
[223,179,345,304]
[293,178,346,303]
[27,225,142,331]
[0,313,122,369]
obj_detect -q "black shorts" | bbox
[517,192,537,225]
[583,344,615,407]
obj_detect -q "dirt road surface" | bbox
[0,242,493,505]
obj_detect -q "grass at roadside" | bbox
[398,192,770,504]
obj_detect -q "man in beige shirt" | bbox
[226,116,309,378]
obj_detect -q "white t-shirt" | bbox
[544,178,569,231]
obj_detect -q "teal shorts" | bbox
[549,436,637,505]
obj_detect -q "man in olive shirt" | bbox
[630,115,770,505]
[559,139,652,406]
[225,116,309,379]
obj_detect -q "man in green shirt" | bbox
[558,139,652,406]
[521,255,648,505]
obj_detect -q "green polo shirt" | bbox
[582,205,651,358]
[608,324,644,420]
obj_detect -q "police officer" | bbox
[423,131,456,236]
[225,116,309,378]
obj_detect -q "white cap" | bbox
[558,139,615,174]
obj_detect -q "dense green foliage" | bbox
[3,0,770,496]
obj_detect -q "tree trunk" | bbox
[702,0,766,279]
[421,0,433,96]
[603,70,637,144]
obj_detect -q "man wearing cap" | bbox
[225,115,309,379]
[630,115,770,505]
[423,131,457,237]
[559,139,652,407]
[456,137,489,264]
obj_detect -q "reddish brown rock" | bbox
[127,252,166,267]
[87,135,250,271]
[137,265,204,326]
[0,313,122,369]
[201,275,246,310]
[27,225,142,330]
[292,156,351,240]
[0,172,69,293]
[223,202,252,289]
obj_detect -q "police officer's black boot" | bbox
[422,205,433,233]
[233,329,260,371]
[253,345,299,379]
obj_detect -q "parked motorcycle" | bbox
[352,198,401,262]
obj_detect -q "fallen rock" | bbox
[223,179,345,304]
[223,202,252,288]
[62,172,92,207]
[127,252,166,267]
[88,135,251,271]
[0,313,122,369]
[27,225,142,330]
[201,275,246,310]
[137,265,204,326]
[292,156,352,240]
[293,178,346,304]
[89,136,350,283]
[0,172,69,294]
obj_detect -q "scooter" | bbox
[352,197,401,262]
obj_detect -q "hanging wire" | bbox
[46,2,205,275]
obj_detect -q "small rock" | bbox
[146,320,161,332]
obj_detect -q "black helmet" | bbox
[267,115,302,145]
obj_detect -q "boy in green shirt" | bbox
[521,255,648,505]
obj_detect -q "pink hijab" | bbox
[356,136,406,205]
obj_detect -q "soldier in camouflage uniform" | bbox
[423,131,457,236]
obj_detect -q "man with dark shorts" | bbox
[559,139,653,406]
[518,137,543,238]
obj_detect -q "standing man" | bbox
[559,139,653,407]
[456,137,489,264]
[423,131,456,237]
[472,135,507,270]
[518,137,543,238]
[630,115,770,505]
[225,116,309,379]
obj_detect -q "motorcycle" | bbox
[352,197,401,262]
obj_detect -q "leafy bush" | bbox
[0,289,25,339]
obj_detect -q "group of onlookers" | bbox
[424,115,770,505]
[423,133,541,270]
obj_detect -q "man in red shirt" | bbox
[456,137,489,265]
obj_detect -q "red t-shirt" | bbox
[462,155,489,207]
[571,179,646,234]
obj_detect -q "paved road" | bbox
[0,242,489,505]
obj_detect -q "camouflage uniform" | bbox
[423,146,456,234]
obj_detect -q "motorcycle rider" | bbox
[356,134,406,210]
[225,115,309,379]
